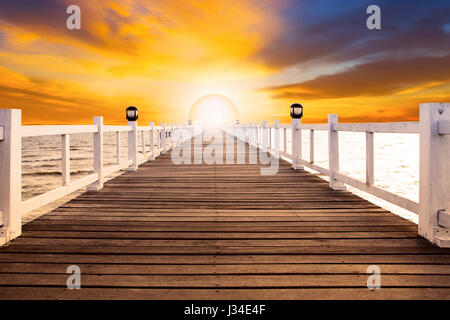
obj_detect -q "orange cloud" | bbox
[0,0,286,124]
[0,0,448,125]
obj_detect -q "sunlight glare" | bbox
[189,94,239,126]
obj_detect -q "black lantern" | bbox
[126,106,138,121]
[188,120,192,125]
[290,103,303,119]
[236,120,240,125]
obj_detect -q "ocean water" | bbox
[21,130,420,222]
[276,129,419,222]
[276,129,419,201]
[22,132,149,201]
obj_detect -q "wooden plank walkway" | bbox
[0,132,449,299]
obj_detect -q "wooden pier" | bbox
[0,135,449,300]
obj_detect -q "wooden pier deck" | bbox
[0,134,449,300]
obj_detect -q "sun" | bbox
[189,94,239,126]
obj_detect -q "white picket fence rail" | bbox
[0,109,197,245]
[228,103,450,247]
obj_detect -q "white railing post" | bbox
[61,134,70,186]
[274,119,280,158]
[262,121,267,152]
[245,123,250,142]
[189,122,194,139]
[157,129,161,152]
[149,122,155,160]
[309,129,314,163]
[162,123,167,154]
[247,124,250,144]
[88,116,104,190]
[253,123,257,146]
[328,114,346,190]
[419,103,450,247]
[255,122,259,148]
[170,124,174,148]
[291,117,303,169]
[366,132,374,185]
[116,131,121,164]
[0,109,22,245]
[128,120,138,171]
[268,126,272,151]
[284,127,287,153]
[253,123,256,147]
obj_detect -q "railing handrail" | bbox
[21,125,98,137]
[0,110,201,245]
[20,124,174,136]
[228,103,450,248]
[274,121,419,133]
[1,104,449,248]
[19,121,194,216]
[232,120,420,212]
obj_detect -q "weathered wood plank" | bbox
[0,263,448,275]
[1,245,446,255]
[1,287,449,300]
[20,231,419,239]
[1,274,449,287]
[1,253,449,264]
[0,133,448,300]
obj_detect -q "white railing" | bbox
[228,103,450,248]
[1,104,449,248]
[0,109,197,245]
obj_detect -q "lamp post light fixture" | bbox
[290,103,303,119]
[290,103,303,170]
[126,106,139,172]
[126,106,139,121]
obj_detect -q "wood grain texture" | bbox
[0,133,449,300]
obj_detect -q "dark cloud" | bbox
[0,0,67,30]
[261,55,450,99]
[253,0,450,69]
[0,0,140,52]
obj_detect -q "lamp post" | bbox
[290,103,303,119]
[291,103,303,170]
[235,120,240,138]
[126,106,139,121]
[188,120,194,139]
[126,106,138,171]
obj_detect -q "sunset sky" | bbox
[0,0,449,124]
